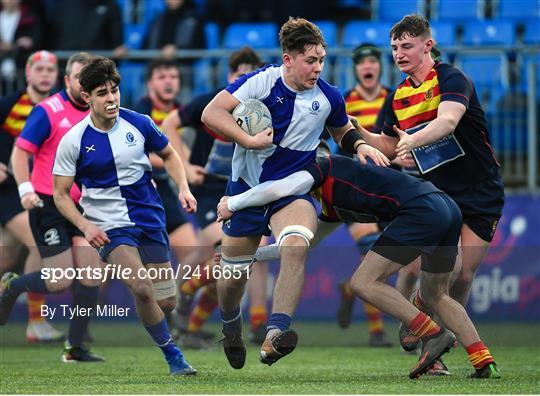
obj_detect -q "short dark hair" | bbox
[145,58,179,81]
[390,14,431,41]
[279,17,326,54]
[65,52,93,76]
[228,46,262,72]
[79,56,121,94]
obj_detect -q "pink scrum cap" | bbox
[25,50,58,73]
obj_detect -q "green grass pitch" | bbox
[1,321,539,394]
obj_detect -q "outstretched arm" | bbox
[216,170,316,222]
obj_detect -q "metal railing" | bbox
[1,46,538,190]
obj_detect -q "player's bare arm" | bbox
[10,145,42,209]
[327,122,390,166]
[394,100,467,158]
[53,174,109,248]
[156,143,197,213]
[161,109,206,185]
[349,116,399,160]
[201,90,273,150]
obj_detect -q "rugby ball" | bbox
[232,99,272,136]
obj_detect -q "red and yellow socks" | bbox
[408,312,441,339]
[467,341,495,369]
[180,265,216,296]
[363,302,384,334]
[342,280,355,299]
[27,292,46,323]
[187,287,218,333]
[249,305,268,331]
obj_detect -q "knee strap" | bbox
[277,225,314,250]
[220,253,254,275]
[153,279,176,300]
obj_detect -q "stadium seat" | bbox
[523,20,540,45]
[456,53,510,112]
[342,21,394,47]
[517,54,540,94]
[433,0,483,20]
[124,24,146,50]
[430,21,457,46]
[461,20,516,46]
[205,22,220,49]
[497,0,540,20]
[314,21,338,47]
[192,59,214,96]
[141,0,166,27]
[223,23,278,49]
[376,0,424,22]
[118,61,146,109]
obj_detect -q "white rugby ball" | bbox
[232,99,272,136]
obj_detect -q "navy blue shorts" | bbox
[100,226,171,264]
[29,194,84,258]
[371,192,462,273]
[191,175,228,229]
[155,178,188,233]
[446,175,505,243]
[0,183,24,226]
[222,178,315,238]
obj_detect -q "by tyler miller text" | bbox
[41,304,130,320]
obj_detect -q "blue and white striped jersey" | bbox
[225,64,348,187]
[53,108,169,231]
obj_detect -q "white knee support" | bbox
[220,253,254,276]
[277,225,314,250]
[153,279,176,300]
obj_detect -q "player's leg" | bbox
[5,211,64,343]
[107,244,196,375]
[175,222,222,333]
[60,235,103,362]
[179,283,218,349]
[0,204,79,325]
[450,224,489,306]
[248,243,269,344]
[260,199,317,365]
[218,233,261,369]
[396,258,422,353]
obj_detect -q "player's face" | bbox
[355,57,381,90]
[148,66,180,103]
[391,34,431,75]
[86,81,120,126]
[26,60,58,95]
[227,63,257,84]
[284,44,326,91]
[65,61,86,106]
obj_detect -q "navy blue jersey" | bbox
[305,155,439,223]
[383,62,500,192]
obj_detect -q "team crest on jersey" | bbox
[309,100,321,115]
[125,132,137,146]
[425,88,433,100]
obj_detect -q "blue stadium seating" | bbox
[497,0,540,20]
[342,21,394,47]
[124,24,146,50]
[517,53,540,94]
[205,22,220,49]
[223,23,278,49]
[376,0,424,22]
[456,53,510,112]
[457,53,509,88]
[433,0,483,20]
[461,20,516,46]
[430,21,457,46]
[314,21,338,47]
[523,20,540,45]
[192,59,215,96]
[141,0,166,27]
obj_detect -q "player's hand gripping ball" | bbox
[232,99,272,136]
